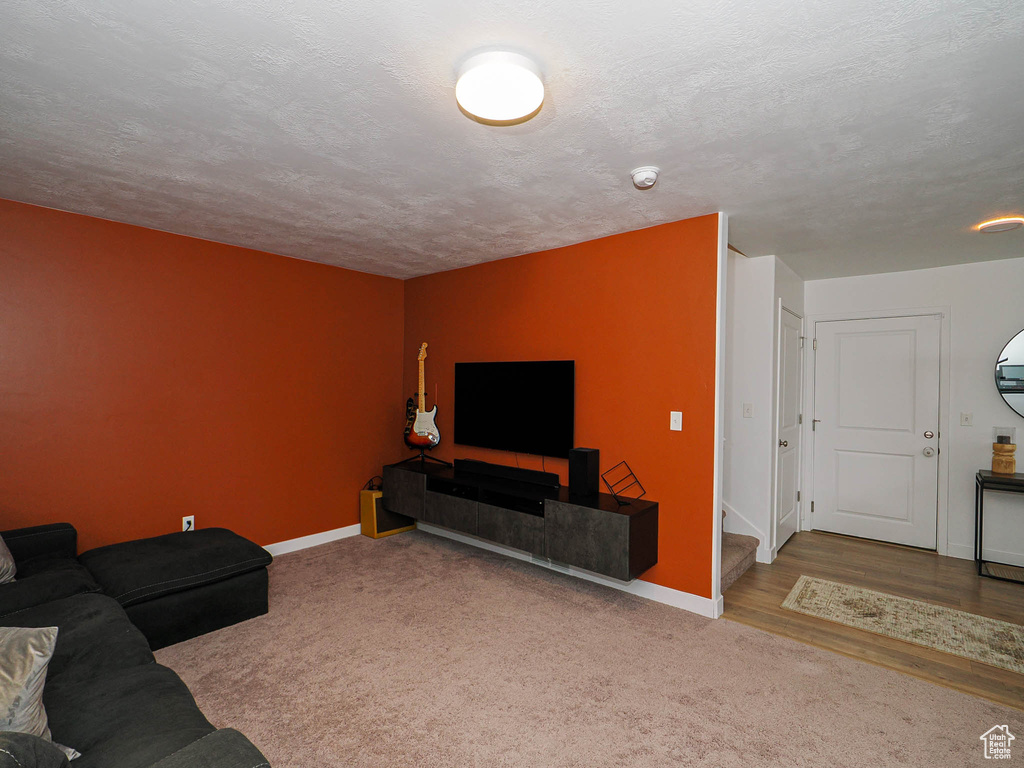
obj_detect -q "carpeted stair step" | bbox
[721,532,758,592]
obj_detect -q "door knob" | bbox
[779,440,788,448]
[922,447,935,457]
[924,430,934,439]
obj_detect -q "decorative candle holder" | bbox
[992,427,1017,475]
[992,442,1016,475]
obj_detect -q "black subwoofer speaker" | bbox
[568,447,600,497]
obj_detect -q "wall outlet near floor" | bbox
[960,412,974,426]
[670,411,683,431]
[742,403,753,419]
[182,515,195,532]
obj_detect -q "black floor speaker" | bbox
[568,448,600,498]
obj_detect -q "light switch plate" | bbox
[960,412,973,426]
[670,411,682,431]
[742,403,753,419]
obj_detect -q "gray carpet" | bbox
[720,532,758,592]
[156,531,1022,767]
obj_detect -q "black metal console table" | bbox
[975,470,1024,583]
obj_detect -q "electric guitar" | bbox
[403,396,416,440]
[404,343,441,449]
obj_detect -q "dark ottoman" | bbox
[80,528,273,650]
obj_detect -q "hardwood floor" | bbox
[722,531,1024,710]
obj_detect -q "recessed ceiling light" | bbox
[455,51,544,125]
[976,216,1024,233]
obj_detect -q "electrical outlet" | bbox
[182,515,195,532]
[960,412,974,427]
[670,411,683,431]
[742,403,753,419]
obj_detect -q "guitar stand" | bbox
[396,449,452,468]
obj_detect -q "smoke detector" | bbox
[631,166,660,190]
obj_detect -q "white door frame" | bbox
[710,212,729,618]
[799,306,951,555]
[770,302,803,558]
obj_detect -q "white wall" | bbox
[1002,331,1024,363]
[775,258,804,317]
[723,254,805,561]
[723,253,774,553]
[805,256,1024,566]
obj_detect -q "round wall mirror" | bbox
[996,328,1024,418]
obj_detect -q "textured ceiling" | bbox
[1,0,1022,279]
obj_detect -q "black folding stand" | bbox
[395,449,452,468]
[975,469,1024,583]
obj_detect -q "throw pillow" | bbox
[0,625,80,759]
[1,625,58,740]
[0,535,15,584]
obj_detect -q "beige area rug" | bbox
[783,575,1024,674]
[156,532,1022,767]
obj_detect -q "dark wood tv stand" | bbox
[382,460,658,581]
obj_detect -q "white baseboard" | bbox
[947,541,1024,568]
[418,523,722,619]
[265,524,361,556]
[945,543,974,561]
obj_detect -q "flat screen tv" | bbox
[454,360,574,458]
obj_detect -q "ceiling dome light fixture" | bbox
[455,51,544,125]
[976,216,1024,233]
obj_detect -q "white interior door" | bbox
[812,315,940,549]
[774,307,802,549]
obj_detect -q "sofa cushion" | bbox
[0,559,102,620]
[148,729,270,768]
[0,731,70,768]
[4,593,154,683]
[0,525,78,564]
[17,555,91,581]
[44,663,216,768]
[80,528,272,608]
[126,566,269,651]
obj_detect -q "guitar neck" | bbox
[418,359,426,412]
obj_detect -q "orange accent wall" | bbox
[403,215,720,598]
[0,199,405,552]
[2,197,719,598]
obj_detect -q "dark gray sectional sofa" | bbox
[0,523,269,768]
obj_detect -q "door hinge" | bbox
[797,490,801,502]
[798,414,803,424]
[799,336,805,348]
[811,501,815,513]
[812,338,818,350]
